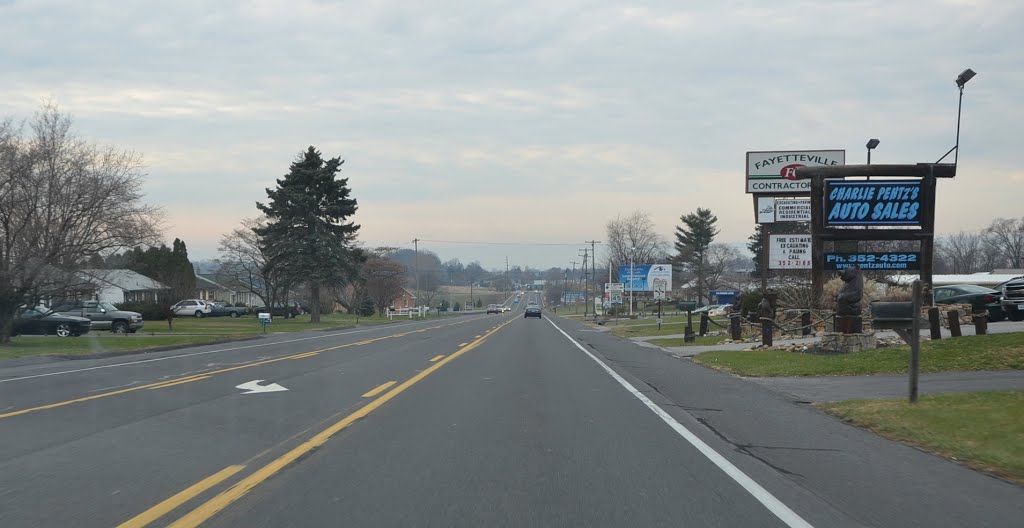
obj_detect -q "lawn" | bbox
[821,391,1024,484]
[647,335,729,347]
[0,335,233,359]
[693,332,1024,377]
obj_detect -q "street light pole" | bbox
[629,247,635,317]
[866,138,879,166]
[937,68,976,168]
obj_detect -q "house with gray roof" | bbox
[79,269,170,304]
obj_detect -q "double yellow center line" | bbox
[121,317,515,528]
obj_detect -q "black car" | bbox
[933,284,1005,322]
[12,307,92,337]
[524,306,542,319]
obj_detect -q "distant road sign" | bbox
[652,278,667,300]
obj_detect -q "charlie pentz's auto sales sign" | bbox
[746,150,845,194]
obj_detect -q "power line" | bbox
[411,240,581,246]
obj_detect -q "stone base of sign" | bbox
[812,332,877,355]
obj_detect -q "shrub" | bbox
[117,302,168,321]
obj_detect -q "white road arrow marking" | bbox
[236,380,289,394]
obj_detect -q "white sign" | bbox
[757,196,776,224]
[606,283,624,305]
[746,150,845,194]
[649,265,672,291]
[768,235,812,269]
[775,198,811,222]
[652,279,667,300]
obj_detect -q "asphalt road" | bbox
[0,292,1021,527]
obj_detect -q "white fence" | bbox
[386,306,429,319]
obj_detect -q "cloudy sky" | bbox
[2,0,1021,270]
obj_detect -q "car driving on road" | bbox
[524,306,542,319]
[52,300,144,333]
[486,304,502,314]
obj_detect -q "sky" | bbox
[2,0,1021,270]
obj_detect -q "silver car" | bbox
[171,299,213,318]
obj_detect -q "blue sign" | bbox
[619,264,651,292]
[824,252,921,271]
[824,180,923,227]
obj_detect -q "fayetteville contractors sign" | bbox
[746,150,845,194]
[768,234,811,269]
[824,180,923,227]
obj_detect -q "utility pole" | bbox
[506,256,510,299]
[579,248,589,317]
[586,240,601,313]
[413,238,420,309]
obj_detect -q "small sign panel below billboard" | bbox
[775,198,811,222]
[768,235,812,269]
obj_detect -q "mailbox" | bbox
[258,312,272,323]
[870,301,917,329]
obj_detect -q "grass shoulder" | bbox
[0,335,232,360]
[692,332,1024,377]
[821,390,1024,484]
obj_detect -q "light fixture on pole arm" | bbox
[936,68,977,169]
[865,138,880,165]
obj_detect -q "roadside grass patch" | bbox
[821,391,1024,484]
[693,332,1024,377]
[0,335,229,359]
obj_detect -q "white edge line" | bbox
[545,316,814,528]
[0,316,485,385]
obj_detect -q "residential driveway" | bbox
[747,370,1024,402]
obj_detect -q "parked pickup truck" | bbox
[1000,276,1024,321]
[207,302,249,318]
[51,301,144,333]
[255,301,302,319]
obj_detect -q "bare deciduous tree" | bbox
[216,217,297,310]
[363,257,407,315]
[0,106,161,342]
[985,217,1024,269]
[703,243,740,296]
[605,210,668,277]
[939,231,983,274]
